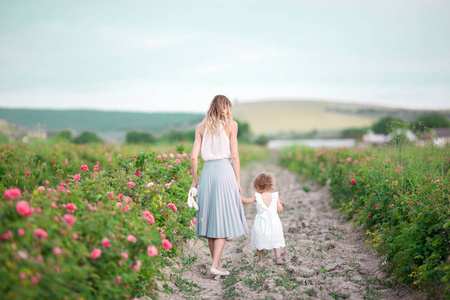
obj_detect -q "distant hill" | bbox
[0,108,203,142]
[233,100,450,136]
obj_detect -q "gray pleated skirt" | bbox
[196,159,249,238]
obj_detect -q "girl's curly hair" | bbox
[252,172,275,192]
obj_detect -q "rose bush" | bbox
[0,142,199,299]
[280,144,450,296]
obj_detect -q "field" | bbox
[0,140,269,299]
[233,100,450,136]
[0,108,203,142]
[279,143,450,296]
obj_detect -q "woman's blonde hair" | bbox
[253,172,275,192]
[204,95,232,134]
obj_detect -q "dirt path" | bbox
[153,159,424,300]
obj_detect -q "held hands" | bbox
[190,181,198,190]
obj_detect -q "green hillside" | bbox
[0,108,203,141]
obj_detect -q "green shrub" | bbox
[254,135,269,146]
[125,131,156,144]
[51,130,73,142]
[280,145,450,295]
[73,131,103,144]
[416,112,450,129]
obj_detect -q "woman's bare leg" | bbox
[258,250,264,259]
[208,238,215,259]
[211,238,226,270]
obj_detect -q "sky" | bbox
[0,0,449,112]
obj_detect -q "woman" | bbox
[190,95,249,276]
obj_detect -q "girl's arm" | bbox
[229,120,241,193]
[241,195,256,204]
[276,197,283,212]
[190,124,203,189]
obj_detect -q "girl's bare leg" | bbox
[274,247,283,264]
[211,238,226,270]
[258,250,264,259]
[274,247,281,258]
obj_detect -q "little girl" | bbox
[241,172,285,264]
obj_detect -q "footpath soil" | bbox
[152,159,425,300]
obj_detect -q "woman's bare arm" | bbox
[229,120,241,193]
[190,124,203,189]
[241,195,256,204]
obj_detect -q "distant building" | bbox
[418,128,450,147]
[362,130,389,144]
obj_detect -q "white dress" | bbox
[251,192,285,251]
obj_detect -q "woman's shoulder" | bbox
[196,122,206,134]
[226,119,238,131]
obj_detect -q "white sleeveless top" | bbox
[201,123,231,161]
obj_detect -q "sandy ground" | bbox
[151,159,425,300]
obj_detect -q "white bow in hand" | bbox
[187,187,199,211]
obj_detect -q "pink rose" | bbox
[30,276,38,284]
[101,238,111,247]
[91,248,101,259]
[33,228,49,240]
[16,201,32,216]
[127,235,136,243]
[192,218,197,224]
[117,194,123,200]
[66,203,77,213]
[53,247,62,255]
[63,214,76,226]
[162,239,172,250]
[127,182,135,188]
[123,205,130,212]
[146,182,154,187]
[73,174,81,181]
[350,178,356,184]
[134,171,141,176]
[45,180,49,185]
[121,252,129,259]
[367,214,371,219]
[94,165,99,172]
[165,183,171,189]
[168,203,177,212]
[80,165,89,171]
[115,276,121,283]
[72,233,78,239]
[147,214,155,224]
[18,229,25,236]
[130,260,141,271]
[169,153,174,158]
[161,233,166,239]
[37,186,45,191]
[346,157,352,163]
[147,246,158,257]
[3,188,21,200]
